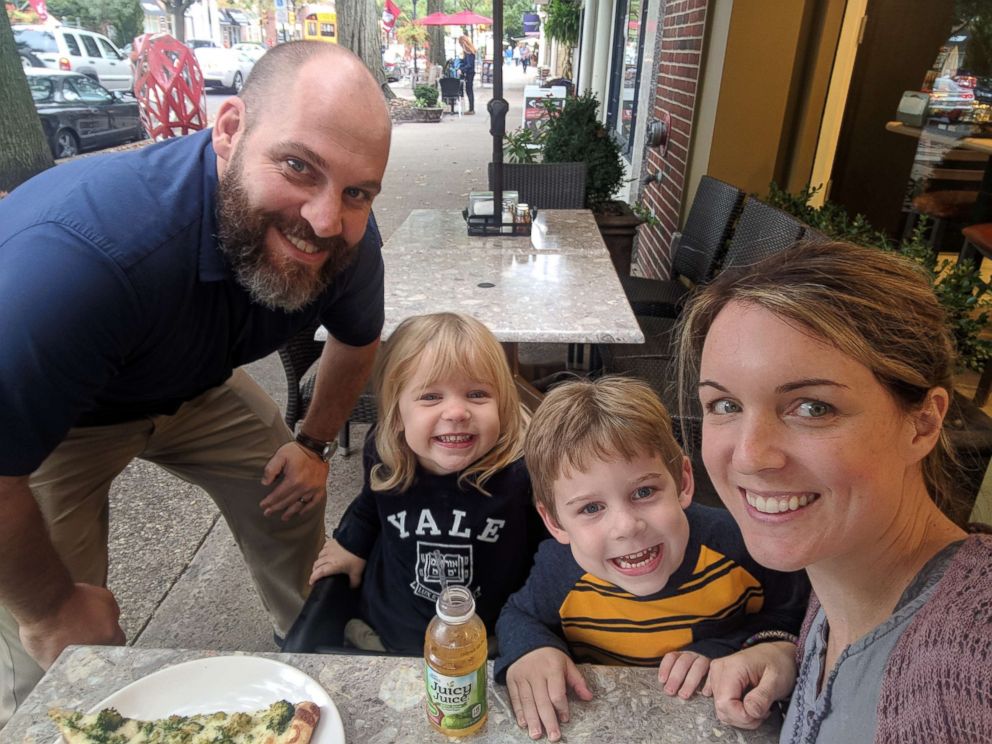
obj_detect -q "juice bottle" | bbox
[424,585,488,737]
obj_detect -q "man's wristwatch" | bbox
[294,431,338,462]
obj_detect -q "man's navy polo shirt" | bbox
[0,129,384,476]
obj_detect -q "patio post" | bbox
[488,0,506,227]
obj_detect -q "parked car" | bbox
[193,46,255,93]
[929,75,975,120]
[13,24,132,91]
[187,38,219,49]
[26,69,144,159]
[232,42,268,63]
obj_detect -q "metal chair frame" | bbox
[437,77,463,116]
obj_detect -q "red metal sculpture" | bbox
[132,33,208,140]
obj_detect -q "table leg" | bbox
[502,342,544,413]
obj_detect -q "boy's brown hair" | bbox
[524,376,685,523]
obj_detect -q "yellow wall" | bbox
[705,1,814,197]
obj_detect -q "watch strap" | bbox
[295,431,337,461]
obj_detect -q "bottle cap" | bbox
[436,585,476,624]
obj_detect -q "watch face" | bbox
[320,444,332,460]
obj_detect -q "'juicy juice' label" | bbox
[424,664,487,731]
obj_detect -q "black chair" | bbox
[487,162,587,209]
[621,176,744,318]
[438,77,463,115]
[278,316,323,432]
[721,197,806,269]
[277,320,378,456]
[281,574,359,652]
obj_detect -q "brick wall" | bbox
[634,0,709,279]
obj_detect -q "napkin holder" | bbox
[465,190,535,236]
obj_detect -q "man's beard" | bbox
[216,148,360,312]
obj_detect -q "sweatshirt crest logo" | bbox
[412,542,474,600]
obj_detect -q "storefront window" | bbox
[901,5,992,225]
[606,0,646,159]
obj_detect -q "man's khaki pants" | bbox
[0,370,323,726]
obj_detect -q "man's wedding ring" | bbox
[299,495,311,504]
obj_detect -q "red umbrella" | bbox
[414,11,453,25]
[415,9,493,25]
[442,9,493,24]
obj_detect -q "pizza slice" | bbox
[49,699,320,744]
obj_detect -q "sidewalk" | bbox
[104,63,541,655]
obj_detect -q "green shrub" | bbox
[541,92,625,209]
[502,127,545,163]
[767,182,992,372]
[413,84,439,108]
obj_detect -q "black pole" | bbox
[487,0,507,229]
[412,0,418,82]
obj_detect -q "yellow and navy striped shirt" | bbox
[494,504,809,679]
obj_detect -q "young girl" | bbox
[309,312,544,654]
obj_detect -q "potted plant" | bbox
[392,83,441,124]
[540,92,644,276]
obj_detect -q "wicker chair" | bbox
[621,176,744,318]
[721,197,807,269]
[277,319,377,456]
[278,316,324,432]
[487,162,587,209]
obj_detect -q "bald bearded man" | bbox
[0,42,391,723]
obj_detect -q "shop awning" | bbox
[141,1,163,15]
[227,9,253,25]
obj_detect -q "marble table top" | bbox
[317,209,644,345]
[6,646,780,743]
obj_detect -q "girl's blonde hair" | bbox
[371,312,524,494]
[675,240,959,515]
[459,35,476,54]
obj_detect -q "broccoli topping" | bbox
[95,708,125,733]
[264,701,294,734]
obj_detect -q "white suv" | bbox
[13,25,132,91]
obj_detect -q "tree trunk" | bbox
[172,7,185,41]
[427,0,445,66]
[338,0,396,99]
[0,10,54,193]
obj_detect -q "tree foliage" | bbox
[0,8,54,192]
[501,0,531,42]
[46,0,144,47]
[543,0,578,45]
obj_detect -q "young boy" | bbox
[495,377,809,741]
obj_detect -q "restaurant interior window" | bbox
[900,1,992,235]
[606,0,647,159]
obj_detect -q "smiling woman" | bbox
[676,241,992,743]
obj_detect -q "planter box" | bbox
[594,201,644,278]
[391,106,443,124]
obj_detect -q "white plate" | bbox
[54,656,344,743]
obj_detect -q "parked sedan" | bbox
[232,42,268,64]
[26,69,144,159]
[194,46,255,93]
